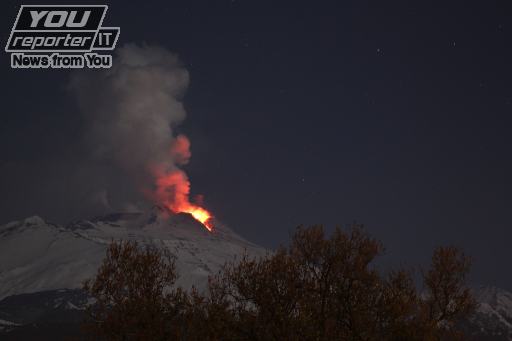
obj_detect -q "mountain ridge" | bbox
[0,210,266,301]
[0,212,511,340]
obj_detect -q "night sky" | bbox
[1,1,511,290]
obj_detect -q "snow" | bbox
[0,319,20,332]
[2,210,512,339]
[65,301,83,310]
[0,209,266,300]
[471,286,512,338]
[0,319,19,326]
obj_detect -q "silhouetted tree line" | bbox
[83,225,475,340]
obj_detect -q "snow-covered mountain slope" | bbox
[2,210,512,340]
[464,286,512,340]
[0,208,266,300]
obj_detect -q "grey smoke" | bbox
[68,43,192,212]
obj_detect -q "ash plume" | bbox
[69,44,202,216]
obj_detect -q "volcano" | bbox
[0,211,511,340]
[0,208,265,302]
[0,208,267,338]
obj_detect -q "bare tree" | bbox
[83,241,188,340]
[83,226,476,341]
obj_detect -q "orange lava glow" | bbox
[153,168,214,232]
[180,205,213,231]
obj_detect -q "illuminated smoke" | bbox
[69,43,213,230]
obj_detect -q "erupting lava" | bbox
[153,148,214,232]
[179,205,214,231]
[70,44,214,230]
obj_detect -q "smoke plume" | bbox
[69,44,212,228]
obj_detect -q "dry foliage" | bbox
[82,241,189,340]
[83,226,475,340]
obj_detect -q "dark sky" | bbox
[1,1,511,290]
